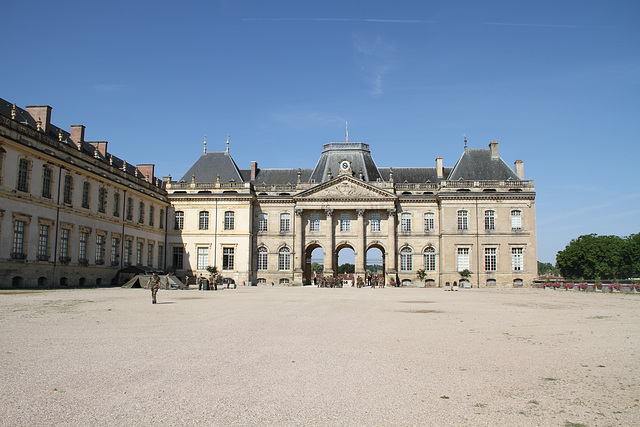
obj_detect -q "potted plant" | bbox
[576,282,588,291]
[416,268,427,288]
[564,282,574,291]
[631,284,640,294]
[459,269,472,288]
[608,283,622,293]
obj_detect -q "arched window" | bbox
[174,211,184,230]
[41,165,53,199]
[199,211,209,230]
[257,247,268,270]
[485,210,495,230]
[82,181,91,209]
[457,210,468,230]
[401,213,412,232]
[424,247,436,271]
[400,247,413,271]
[278,247,291,270]
[424,212,434,232]
[224,211,234,230]
[511,210,522,230]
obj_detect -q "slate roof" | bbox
[309,143,383,183]
[0,98,164,186]
[247,168,314,185]
[179,152,244,183]
[448,149,519,181]
[378,167,452,183]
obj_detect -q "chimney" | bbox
[514,160,524,179]
[70,125,85,144]
[136,164,155,182]
[435,156,443,179]
[251,161,258,180]
[25,105,52,132]
[89,141,108,157]
[489,140,499,159]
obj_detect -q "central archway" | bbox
[366,243,386,286]
[335,242,355,286]
[304,242,324,285]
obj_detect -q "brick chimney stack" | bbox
[251,161,258,181]
[25,105,52,132]
[489,140,499,159]
[70,125,85,144]
[136,164,155,182]
[436,156,443,179]
[514,160,524,179]
[89,141,108,157]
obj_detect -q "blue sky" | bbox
[3,0,639,264]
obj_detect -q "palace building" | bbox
[0,97,536,288]
[167,137,536,287]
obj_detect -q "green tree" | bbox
[625,233,640,278]
[310,262,324,275]
[556,234,628,280]
[366,264,382,274]
[338,263,355,274]
[537,261,559,276]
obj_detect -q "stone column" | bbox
[386,208,397,282]
[323,208,334,276]
[355,209,366,278]
[293,208,304,285]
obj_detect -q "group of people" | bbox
[312,275,386,288]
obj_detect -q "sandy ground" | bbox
[0,286,638,427]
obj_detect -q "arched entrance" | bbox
[304,242,324,285]
[366,244,385,286]
[335,243,355,286]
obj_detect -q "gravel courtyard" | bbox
[1,286,638,426]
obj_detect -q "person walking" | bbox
[146,272,161,304]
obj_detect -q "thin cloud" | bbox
[243,17,433,24]
[353,34,394,97]
[483,22,610,29]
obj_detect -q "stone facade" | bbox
[167,141,537,287]
[0,99,169,288]
[0,98,536,288]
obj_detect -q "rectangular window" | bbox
[370,213,381,232]
[63,175,73,205]
[17,159,30,193]
[172,246,184,270]
[485,210,495,230]
[126,197,133,221]
[111,237,120,265]
[340,213,350,232]
[98,188,106,213]
[424,212,434,232]
[96,235,105,265]
[159,209,164,229]
[197,247,209,270]
[12,220,26,258]
[458,210,468,230]
[124,240,132,265]
[258,213,268,232]
[138,202,144,223]
[401,213,412,232]
[42,167,52,199]
[174,211,184,230]
[136,241,143,265]
[38,224,49,261]
[79,232,88,262]
[149,205,154,226]
[82,182,90,209]
[309,213,320,232]
[60,229,70,259]
[280,213,290,232]
[512,247,523,271]
[147,243,154,267]
[457,247,470,271]
[224,211,234,230]
[484,248,497,271]
[157,245,164,269]
[113,193,120,217]
[223,247,234,270]
[511,210,522,230]
[200,211,209,230]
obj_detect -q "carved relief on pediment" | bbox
[303,178,392,200]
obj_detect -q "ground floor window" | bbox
[223,247,234,270]
[172,246,184,270]
[279,278,290,285]
[484,248,497,271]
[457,247,470,271]
[278,247,290,270]
[197,247,209,270]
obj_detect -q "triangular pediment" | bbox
[294,175,396,201]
